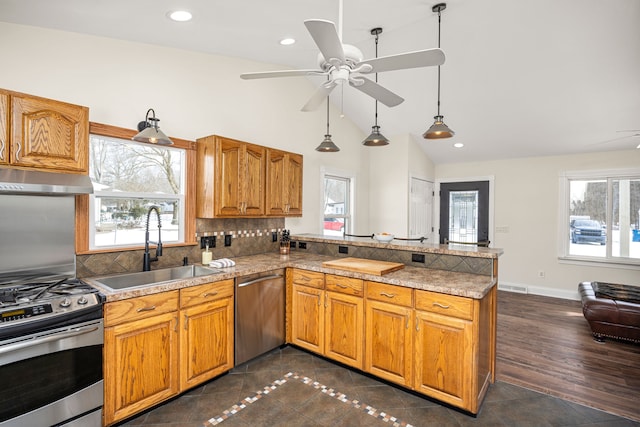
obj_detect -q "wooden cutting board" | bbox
[322,257,404,276]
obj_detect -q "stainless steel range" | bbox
[0,169,102,427]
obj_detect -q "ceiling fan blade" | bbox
[240,69,325,80]
[358,48,445,74]
[350,77,404,107]
[304,19,345,65]
[301,82,338,112]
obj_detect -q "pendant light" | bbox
[363,27,389,146]
[315,94,340,152]
[132,108,174,145]
[423,3,455,139]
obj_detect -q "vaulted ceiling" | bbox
[1,0,638,164]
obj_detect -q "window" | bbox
[322,172,353,236]
[560,169,640,265]
[88,134,186,249]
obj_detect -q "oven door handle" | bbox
[0,325,100,355]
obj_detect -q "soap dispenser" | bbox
[202,240,212,265]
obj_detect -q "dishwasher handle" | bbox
[237,274,283,288]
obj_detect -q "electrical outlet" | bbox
[298,242,307,249]
[200,236,216,249]
[272,231,278,242]
[224,234,232,247]
[496,226,510,233]
[338,245,348,254]
[538,270,545,278]
[290,241,297,249]
[412,253,425,263]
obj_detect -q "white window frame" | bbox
[320,167,356,235]
[88,135,187,250]
[558,167,640,268]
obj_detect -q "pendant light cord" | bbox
[374,32,379,127]
[436,9,442,117]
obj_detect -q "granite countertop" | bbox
[291,233,504,259]
[86,252,497,303]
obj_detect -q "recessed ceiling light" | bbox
[454,142,464,148]
[280,38,296,46]
[167,10,192,22]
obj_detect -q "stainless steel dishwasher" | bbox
[235,269,285,365]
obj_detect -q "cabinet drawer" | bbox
[291,269,324,289]
[365,281,413,307]
[180,279,234,308]
[415,290,473,320]
[326,274,363,296]
[104,291,179,327]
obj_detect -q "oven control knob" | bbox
[60,298,72,308]
[77,296,88,305]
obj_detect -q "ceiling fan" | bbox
[593,130,640,149]
[240,4,445,112]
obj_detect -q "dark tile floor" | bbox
[118,346,640,427]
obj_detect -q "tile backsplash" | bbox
[76,217,285,278]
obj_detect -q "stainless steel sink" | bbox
[91,265,222,290]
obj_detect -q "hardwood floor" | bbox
[496,290,640,422]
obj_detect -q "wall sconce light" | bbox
[132,109,173,145]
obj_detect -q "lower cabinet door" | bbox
[413,310,474,411]
[291,284,324,353]
[104,312,179,425]
[180,297,234,390]
[324,291,364,369]
[365,299,413,387]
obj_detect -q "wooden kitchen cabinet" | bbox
[365,281,414,387]
[266,148,303,216]
[291,283,324,354]
[103,291,180,426]
[179,279,234,391]
[324,274,364,369]
[196,135,265,217]
[0,88,88,172]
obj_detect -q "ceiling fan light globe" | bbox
[423,116,455,139]
[363,126,389,146]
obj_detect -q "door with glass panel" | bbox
[439,181,489,244]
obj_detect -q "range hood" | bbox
[0,167,93,195]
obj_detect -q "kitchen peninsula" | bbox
[89,239,502,424]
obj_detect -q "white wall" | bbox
[0,22,370,235]
[436,150,640,299]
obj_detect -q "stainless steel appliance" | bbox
[235,270,285,365]
[0,179,103,427]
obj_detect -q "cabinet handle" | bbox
[175,316,178,332]
[203,291,219,298]
[324,292,328,308]
[432,302,450,309]
[184,313,188,330]
[0,138,5,160]
[380,292,396,298]
[416,317,420,332]
[15,140,21,161]
[336,283,348,289]
[137,305,156,312]
[406,315,409,329]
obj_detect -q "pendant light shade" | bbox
[316,96,340,152]
[363,28,389,147]
[424,3,454,140]
[132,109,173,145]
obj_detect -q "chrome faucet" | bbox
[142,205,163,271]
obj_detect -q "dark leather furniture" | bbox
[579,281,640,343]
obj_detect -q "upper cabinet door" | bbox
[266,149,303,217]
[0,91,8,165]
[214,137,243,216]
[11,93,88,173]
[243,143,266,216]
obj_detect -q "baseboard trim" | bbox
[499,281,581,301]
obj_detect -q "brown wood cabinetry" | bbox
[103,279,235,425]
[103,291,180,426]
[0,88,88,173]
[290,270,364,369]
[179,279,234,390]
[266,148,303,216]
[196,135,303,218]
[365,282,413,387]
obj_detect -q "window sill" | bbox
[77,241,197,255]
[558,256,640,270]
